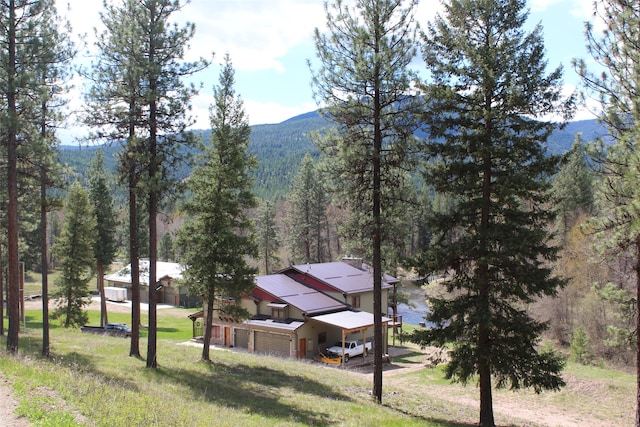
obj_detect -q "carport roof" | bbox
[310,310,389,333]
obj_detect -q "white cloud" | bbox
[181,0,326,72]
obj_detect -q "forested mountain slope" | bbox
[59,111,605,200]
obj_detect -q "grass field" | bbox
[0,306,636,427]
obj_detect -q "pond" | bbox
[393,283,435,327]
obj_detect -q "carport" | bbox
[311,310,389,363]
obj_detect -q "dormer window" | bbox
[267,302,288,320]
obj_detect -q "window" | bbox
[351,295,361,309]
[271,307,286,320]
[318,332,327,344]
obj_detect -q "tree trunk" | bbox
[372,34,383,402]
[202,285,215,362]
[129,179,141,358]
[40,166,50,357]
[145,6,158,369]
[97,265,108,328]
[1,242,4,336]
[6,0,20,354]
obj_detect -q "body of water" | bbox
[392,285,435,327]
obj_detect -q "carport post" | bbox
[341,329,346,365]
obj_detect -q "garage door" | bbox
[235,329,249,349]
[254,331,290,357]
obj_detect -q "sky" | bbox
[55,0,599,145]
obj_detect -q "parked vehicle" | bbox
[325,340,372,362]
[81,323,132,338]
[104,286,127,302]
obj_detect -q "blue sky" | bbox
[56,0,598,144]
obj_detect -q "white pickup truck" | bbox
[325,340,372,362]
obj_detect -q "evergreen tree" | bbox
[176,54,257,362]
[311,0,421,402]
[406,0,572,425]
[33,2,74,357]
[52,182,97,328]
[158,232,175,262]
[85,0,147,358]
[551,135,594,243]
[0,0,67,353]
[87,150,117,328]
[286,153,328,264]
[133,0,207,369]
[256,200,280,274]
[574,1,640,423]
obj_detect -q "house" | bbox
[104,259,199,308]
[192,259,398,360]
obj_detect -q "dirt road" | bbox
[0,375,28,427]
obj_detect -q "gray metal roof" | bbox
[291,262,393,294]
[310,310,389,332]
[255,274,347,315]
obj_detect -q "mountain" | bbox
[59,111,606,200]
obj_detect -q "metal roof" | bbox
[104,259,184,286]
[291,262,393,294]
[310,310,389,333]
[254,274,347,315]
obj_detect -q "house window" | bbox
[271,307,286,320]
[351,295,361,309]
[318,332,326,344]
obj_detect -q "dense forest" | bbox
[58,111,606,201]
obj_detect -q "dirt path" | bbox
[0,375,29,427]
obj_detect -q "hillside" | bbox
[59,111,606,200]
[0,304,634,426]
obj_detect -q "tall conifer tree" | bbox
[286,154,328,264]
[86,0,147,358]
[52,182,97,328]
[407,0,572,425]
[87,150,117,328]
[575,1,640,424]
[133,0,207,369]
[311,0,421,402]
[176,54,257,362]
[0,0,67,353]
[256,200,280,274]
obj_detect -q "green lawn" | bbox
[0,307,635,426]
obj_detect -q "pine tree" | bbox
[158,232,175,262]
[85,0,147,358]
[574,1,640,423]
[33,2,74,357]
[87,150,117,328]
[0,0,68,353]
[286,154,328,264]
[176,54,257,362]
[406,0,572,424]
[256,200,280,274]
[551,135,594,243]
[132,0,207,369]
[311,0,421,402]
[52,182,97,328]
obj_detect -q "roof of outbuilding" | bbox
[104,259,183,286]
[289,262,393,294]
[254,274,347,315]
